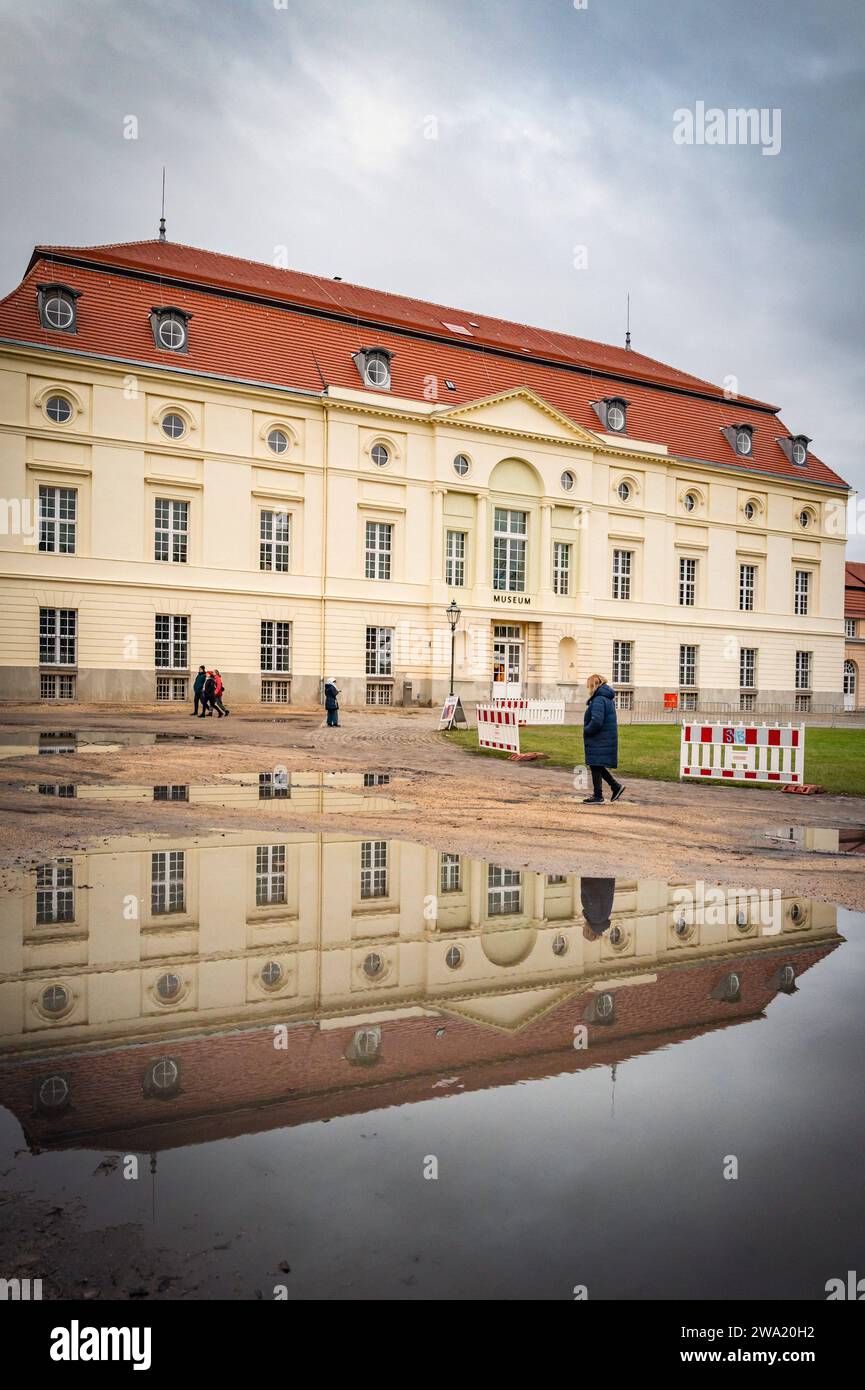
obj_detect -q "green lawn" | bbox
[445,723,865,796]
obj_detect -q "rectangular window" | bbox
[155,676,187,702]
[678,557,697,607]
[39,607,76,666]
[151,850,185,916]
[795,650,812,690]
[795,693,812,713]
[35,858,74,925]
[261,679,291,704]
[261,620,291,673]
[794,569,811,617]
[154,614,189,670]
[487,864,522,916]
[739,563,756,612]
[493,508,527,592]
[38,486,77,554]
[37,783,77,797]
[845,617,856,639]
[363,772,390,786]
[153,785,189,802]
[739,691,756,712]
[40,672,76,700]
[360,840,388,899]
[259,510,291,572]
[612,549,632,600]
[259,771,290,800]
[365,520,393,580]
[154,498,188,563]
[740,647,757,689]
[365,626,393,677]
[612,639,632,685]
[679,644,698,688]
[440,852,462,894]
[445,530,466,587]
[553,541,571,596]
[366,683,392,705]
[615,689,633,711]
[256,844,286,906]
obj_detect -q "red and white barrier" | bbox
[477,704,521,753]
[680,723,805,784]
[491,698,565,726]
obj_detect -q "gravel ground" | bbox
[0,702,863,908]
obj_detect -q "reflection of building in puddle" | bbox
[27,771,399,812]
[769,825,865,855]
[0,730,198,759]
[0,833,840,1151]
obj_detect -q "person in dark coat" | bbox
[582,674,625,804]
[580,877,616,939]
[191,665,206,716]
[324,676,340,728]
[200,671,217,717]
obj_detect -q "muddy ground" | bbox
[1,702,863,908]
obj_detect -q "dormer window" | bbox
[149,306,191,353]
[776,433,811,467]
[591,396,628,433]
[352,347,392,390]
[37,284,80,333]
[722,423,754,457]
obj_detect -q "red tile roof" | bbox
[846,562,865,618]
[0,238,848,489]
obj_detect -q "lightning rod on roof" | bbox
[625,292,631,350]
[158,168,166,242]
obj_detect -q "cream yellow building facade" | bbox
[0,239,850,710]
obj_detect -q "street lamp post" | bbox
[445,599,461,699]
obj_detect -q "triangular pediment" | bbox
[437,984,576,1033]
[435,388,599,444]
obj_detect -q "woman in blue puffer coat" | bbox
[582,674,625,804]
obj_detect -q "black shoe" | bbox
[610,784,626,803]
[582,795,604,804]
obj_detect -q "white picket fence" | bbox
[491,698,565,726]
[679,722,805,785]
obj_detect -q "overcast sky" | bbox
[1,0,863,553]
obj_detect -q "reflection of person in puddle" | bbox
[581,877,616,941]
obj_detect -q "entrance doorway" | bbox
[493,624,523,699]
[844,660,857,711]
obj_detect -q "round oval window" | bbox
[45,296,74,329]
[267,428,289,455]
[161,413,185,439]
[370,444,389,467]
[45,395,72,424]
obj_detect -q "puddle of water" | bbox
[0,729,200,758]
[24,771,403,812]
[0,829,861,1298]
[768,825,865,854]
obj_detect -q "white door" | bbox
[493,627,522,699]
[843,660,856,711]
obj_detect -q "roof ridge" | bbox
[32,238,755,403]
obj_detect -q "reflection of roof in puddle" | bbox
[0,827,844,1151]
[25,770,404,811]
[767,825,865,854]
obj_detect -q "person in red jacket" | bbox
[211,669,229,717]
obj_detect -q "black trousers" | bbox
[193,691,204,714]
[590,765,619,797]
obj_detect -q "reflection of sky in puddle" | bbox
[767,825,865,854]
[0,830,861,1297]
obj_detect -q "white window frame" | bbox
[261,620,291,673]
[794,569,811,617]
[492,508,527,593]
[612,548,632,600]
[360,840,388,899]
[445,529,466,587]
[487,864,522,916]
[679,644,698,688]
[260,509,291,573]
[154,497,189,564]
[740,647,757,690]
[365,626,393,677]
[151,850,185,916]
[612,639,632,686]
[739,563,756,612]
[39,607,77,666]
[440,852,462,894]
[553,541,571,596]
[678,556,697,607]
[795,650,812,691]
[154,614,189,670]
[38,485,77,554]
[365,520,393,580]
[256,844,286,906]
